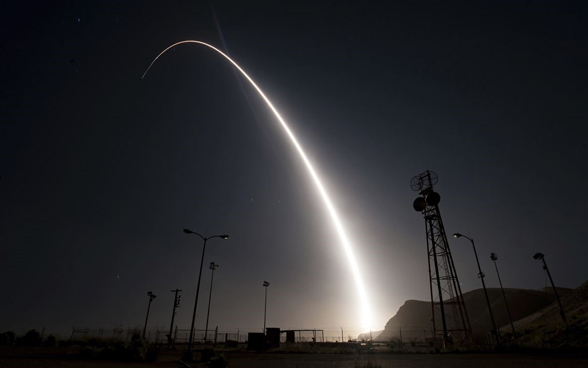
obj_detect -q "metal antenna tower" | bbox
[411,170,472,343]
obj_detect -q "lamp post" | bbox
[490,253,516,335]
[533,252,566,323]
[204,262,219,344]
[143,291,157,339]
[183,229,228,353]
[263,281,270,333]
[453,233,500,342]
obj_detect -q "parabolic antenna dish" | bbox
[426,171,439,187]
[411,171,439,191]
[410,176,423,192]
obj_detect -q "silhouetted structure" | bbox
[204,262,219,343]
[411,170,472,343]
[282,329,325,343]
[263,281,270,332]
[491,253,516,335]
[247,332,265,350]
[143,291,157,338]
[454,233,499,342]
[533,252,566,323]
[266,327,280,348]
[168,288,182,344]
[183,229,229,353]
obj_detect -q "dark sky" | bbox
[1,0,587,338]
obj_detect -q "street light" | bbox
[490,253,516,335]
[263,281,270,333]
[143,291,157,339]
[204,262,219,344]
[533,252,566,323]
[183,228,229,353]
[453,233,500,342]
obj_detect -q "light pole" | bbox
[183,229,229,353]
[533,252,566,323]
[143,291,157,339]
[204,262,219,344]
[453,233,500,342]
[263,281,270,333]
[490,253,516,335]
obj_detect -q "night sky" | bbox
[1,0,586,338]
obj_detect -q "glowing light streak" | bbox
[143,40,373,329]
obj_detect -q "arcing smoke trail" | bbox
[143,40,373,329]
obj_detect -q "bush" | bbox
[0,331,16,346]
[200,348,216,362]
[145,344,159,362]
[43,335,58,347]
[80,346,102,359]
[131,335,149,360]
[209,353,228,368]
[18,330,42,346]
[77,334,157,362]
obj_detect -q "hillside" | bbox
[512,281,588,349]
[372,285,577,341]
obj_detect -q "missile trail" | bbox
[143,40,373,329]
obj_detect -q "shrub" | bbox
[19,329,42,346]
[128,334,148,361]
[76,335,157,362]
[0,331,16,346]
[145,344,159,362]
[43,335,58,347]
[79,346,102,359]
[200,348,216,362]
[209,353,228,368]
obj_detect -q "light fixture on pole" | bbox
[453,233,500,342]
[143,291,157,339]
[533,252,566,323]
[490,253,515,335]
[183,229,228,353]
[263,281,270,333]
[204,262,219,344]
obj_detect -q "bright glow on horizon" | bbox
[143,40,374,330]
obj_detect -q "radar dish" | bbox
[410,176,423,192]
[427,171,439,187]
[426,191,441,206]
[411,171,439,191]
[413,197,427,212]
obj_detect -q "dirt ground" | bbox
[2,351,588,368]
[223,351,588,368]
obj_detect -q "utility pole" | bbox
[168,289,182,344]
[143,291,157,339]
[204,262,219,343]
